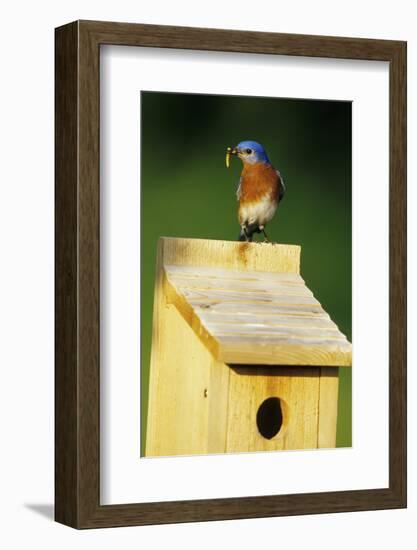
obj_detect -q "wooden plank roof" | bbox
[158,237,352,367]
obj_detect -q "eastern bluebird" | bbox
[226,140,285,242]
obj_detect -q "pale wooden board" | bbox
[146,239,232,456]
[160,237,301,273]
[216,333,350,345]
[146,302,223,457]
[218,339,352,367]
[317,367,340,448]
[163,275,350,366]
[207,358,231,454]
[163,275,221,360]
[181,287,320,306]
[206,324,343,339]
[226,366,320,452]
[164,273,311,294]
[165,264,304,282]
[145,240,165,455]
[193,302,331,317]
[146,240,212,456]
[197,311,339,329]
[160,238,352,367]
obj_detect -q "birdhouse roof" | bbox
[158,237,352,367]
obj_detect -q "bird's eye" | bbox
[246,148,252,154]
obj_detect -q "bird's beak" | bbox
[225,146,238,168]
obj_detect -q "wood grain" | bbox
[55,20,406,528]
[226,367,320,452]
[146,238,341,457]
[318,368,340,448]
[164,264,305,282]
[161,237,300,273]
[55,21,79,528]
[182,288,320,305]
[218,339,351,367]
[146,304,214,456]
[164,243,351,367]
[197,311,337,328]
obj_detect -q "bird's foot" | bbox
[260,239,279,245]
[261,228,271,243]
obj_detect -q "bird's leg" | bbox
[238,225,251,242]
[244,226,253,242]
[263,228,279,245]
[260,226,270,243]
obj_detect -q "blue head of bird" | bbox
[228,140,270,166]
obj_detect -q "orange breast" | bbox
[239,163,280,205]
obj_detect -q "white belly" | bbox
[239,196,277,227]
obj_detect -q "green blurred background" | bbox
[140,91,352,455]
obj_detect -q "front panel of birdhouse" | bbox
[145,237,350,457]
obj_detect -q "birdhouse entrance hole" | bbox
[256,397,284,440]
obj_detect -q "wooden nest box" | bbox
[145,237,351,457]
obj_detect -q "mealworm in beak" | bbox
[226,147,232,168]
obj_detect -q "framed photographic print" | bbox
[55,20,406,528]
